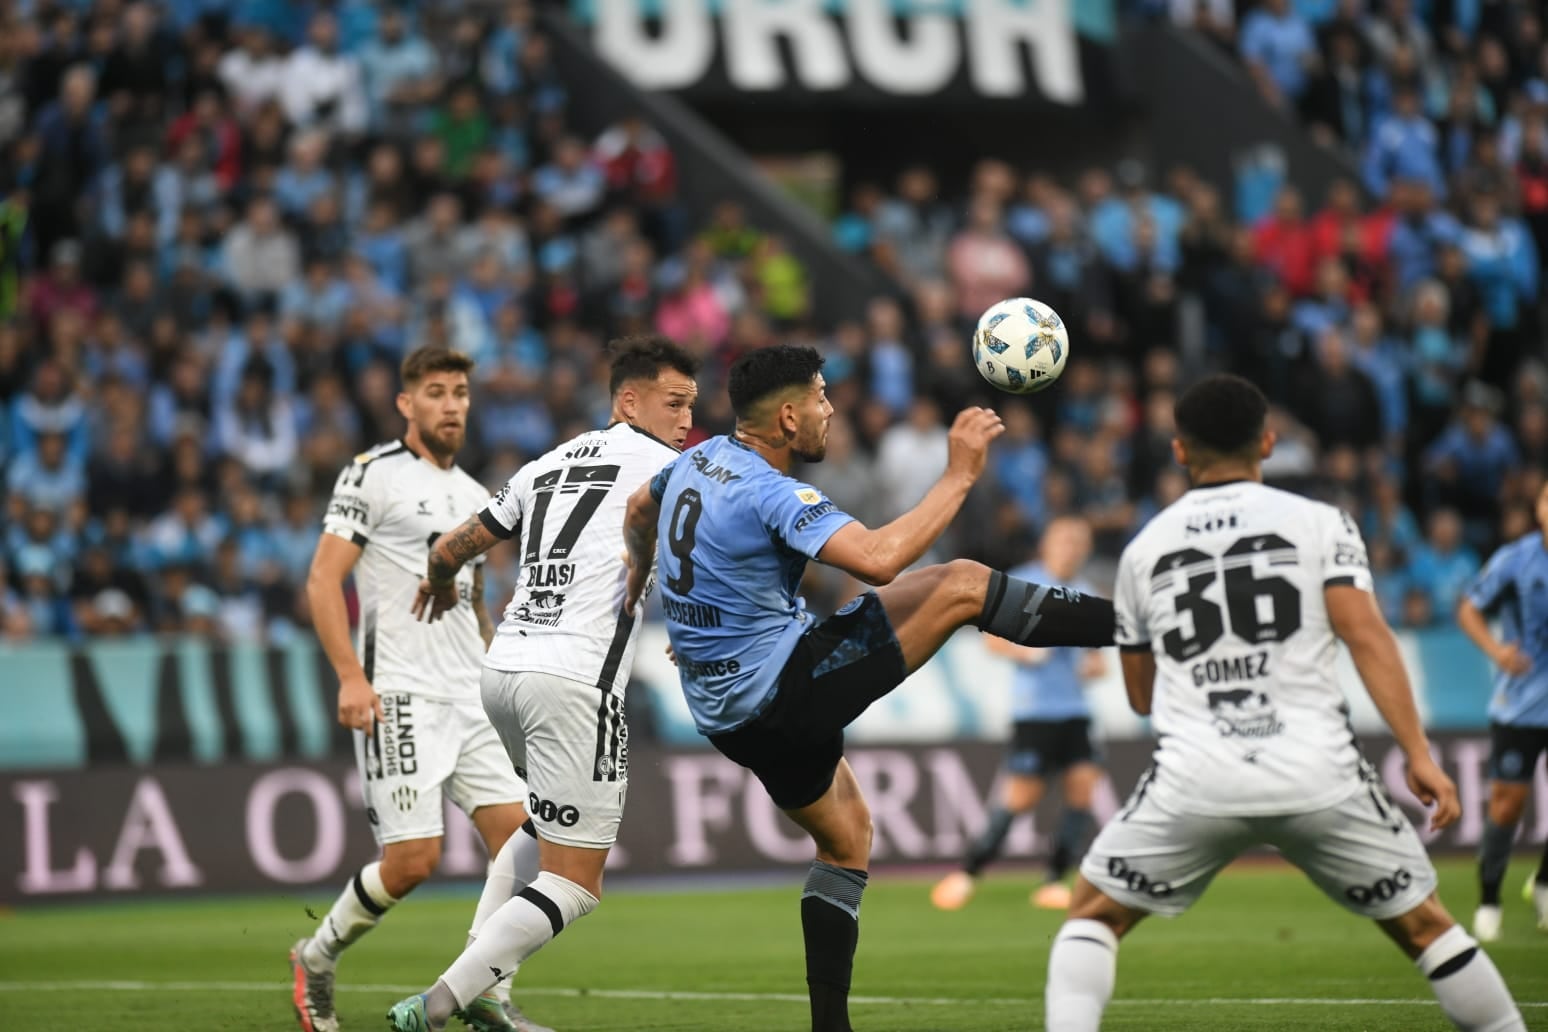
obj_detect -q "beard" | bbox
[792,422,829,463]
[420,422,465,459]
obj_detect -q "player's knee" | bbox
[1487,786,1528,826]
[936,558,991,617]
[815,809,873,867]
[1065,879,1142,938]
[381,842,441,892]
[1383,896,1454,956]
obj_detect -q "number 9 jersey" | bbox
[1114,480,1376,816]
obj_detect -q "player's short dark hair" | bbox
[1174,374,1268,459]
[401,346,474,388]
[608,335,701,395]
[728,345,825,419]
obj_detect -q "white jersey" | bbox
[322,440,490,702]
[1114,480,1376,817]
[479,422,678,694]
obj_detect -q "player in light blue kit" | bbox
[931,516,1108,913]
[1458,479,1548,941]
[621,345,1116,1032]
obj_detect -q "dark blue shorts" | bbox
[1006,717,1099,778]
[1488,722,1548,783]
[708,592,906,810]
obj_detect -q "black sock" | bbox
[978,571,1114,648]
[1479,819,1514,906]
[1049,808,1094,881]
[801,862,868,1032]
[963,807,1015,877]
[1537,833,1548,886]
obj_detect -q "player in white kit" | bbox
[291,347,537,1032]
[1044,374,1526,1032]
[383,336,700,1032]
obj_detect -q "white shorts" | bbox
[1081,766,1438,921]
[480,667,628,850]
[355,691,527,846]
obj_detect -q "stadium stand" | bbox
[0,0,1543,659]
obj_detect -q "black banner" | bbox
[578,0,1123,108]
[4,734,1544,902]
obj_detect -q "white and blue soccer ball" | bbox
[972,297,1070,395]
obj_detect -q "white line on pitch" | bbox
[0,981,1542,1008]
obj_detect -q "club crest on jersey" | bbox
[514,589,567,627]
[794,488,822,505]
[1205,687,1285,739]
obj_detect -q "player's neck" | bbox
[403,428,456,470]
[1189,464,1261,489]
[732,426,794,474]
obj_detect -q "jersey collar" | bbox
[608,421,681,452]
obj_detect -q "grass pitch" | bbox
[1,858,1544,1030]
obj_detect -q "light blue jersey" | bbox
[1465,533,1548,728]
[1008,560,1093,722]
[650,436,855,734]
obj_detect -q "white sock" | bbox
[1416,925,1526,1032]
[467,824,541,1004]
[302,862,399,971]
[436,871,598,1018]
[1045,918,1119,1032]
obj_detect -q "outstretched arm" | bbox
[413,514,500,623]
[818,407,1003,585]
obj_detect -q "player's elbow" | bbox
[851,547,901,586]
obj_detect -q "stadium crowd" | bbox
[0,0,1543,645]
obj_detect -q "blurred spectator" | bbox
[1253,186,1318,296]
[1404,507,1479,618]
[6,430,85,515]
[359,8,439,135]
[1240,0,1320,107]
[947,196,1030,321]
[875,166,953,286]
[1424,382,1519,539]
[531,136,605,223]
[282,13,368,135]
[876,395,950,528]
[31,65,109,260]
[221,196,301,301]
[219,26,286,116]
[1363,87,1446,200]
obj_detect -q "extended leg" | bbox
[873,560,1113,676]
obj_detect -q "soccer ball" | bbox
[972,297,1070,395]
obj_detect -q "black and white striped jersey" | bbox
[322,440,490,701]
[1114,480,1377,816]
[478,422,678,695]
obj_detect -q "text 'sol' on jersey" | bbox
[1114,480,1375,816]
[478,423,679,695]
[322,441,490,701]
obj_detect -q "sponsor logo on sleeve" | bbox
[794,488,822,505]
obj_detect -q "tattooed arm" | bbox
[472,564,495,648]
[413,514,501,623]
